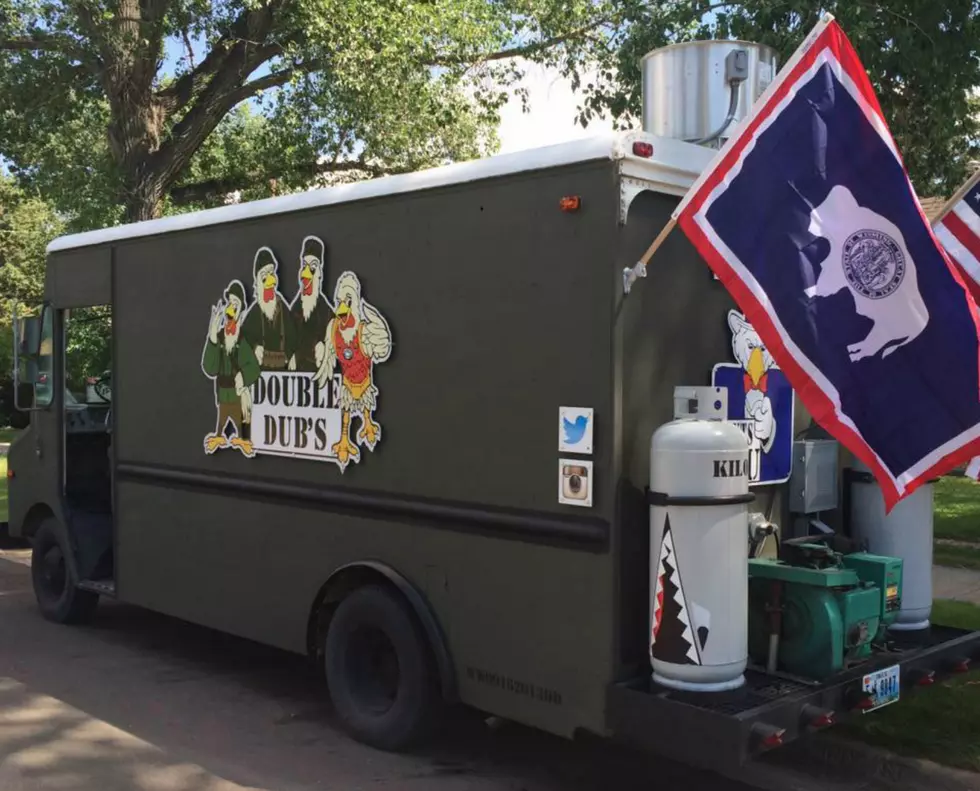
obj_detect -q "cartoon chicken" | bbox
[315,271,392,468]
[728,310,775,453]
[289,236,333,372]
[201,281,260,456]
[242,247,298,371]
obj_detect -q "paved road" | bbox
[0,548,770,791]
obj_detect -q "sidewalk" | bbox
[935,565,980,605]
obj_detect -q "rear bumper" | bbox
[606,625,980,772]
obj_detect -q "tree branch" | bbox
[222,60,311,104]
[169,159,391,205]
[150,3,290,190]
[0,31,87,59]
[155,1,290,116]
[427,17,610,67]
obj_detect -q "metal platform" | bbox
[607,625,980,772]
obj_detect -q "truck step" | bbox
[77,579,117,597]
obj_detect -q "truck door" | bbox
[63,306,113,515]
[8,305,65,537]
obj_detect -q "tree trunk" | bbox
[122,175,167,223]
[101,0,170,224]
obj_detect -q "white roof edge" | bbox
[47,131,707,254]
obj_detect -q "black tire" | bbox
[30,519,99,624]
[325,584,440,751]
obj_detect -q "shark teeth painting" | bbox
[651,516,704,667]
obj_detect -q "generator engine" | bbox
[747,541,902,680]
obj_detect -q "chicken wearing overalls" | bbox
[242,246,298,371]
[315,271,392,470]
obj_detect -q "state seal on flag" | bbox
[842,229,906,300]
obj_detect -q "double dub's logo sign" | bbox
[200,236,392,473]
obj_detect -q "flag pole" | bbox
[623,219,677,294]
[928,167,980,225]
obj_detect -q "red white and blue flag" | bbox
[933,171,980,307]
[930,171,980,481]
[672,15,980,511]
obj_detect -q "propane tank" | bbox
[848,459,933,632]
[649,386,753,692]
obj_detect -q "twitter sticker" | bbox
[559,406,594,455]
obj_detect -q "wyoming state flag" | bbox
[673,14,980,511]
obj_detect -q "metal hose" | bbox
[686,81,741,145]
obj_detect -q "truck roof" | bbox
[47,131,713,254]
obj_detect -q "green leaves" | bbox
[0,176,63,317]
[580,0,980,196]
[1,0,614,225]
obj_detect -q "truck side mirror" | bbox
[16,382,35,410]
[12,302,51,412]
[17,311,43,357]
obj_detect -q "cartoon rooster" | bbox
[315,271,392,469]
[201,281,260,457]
[728,310,776,453]
[289,236,333,372]
[242,247,298,371]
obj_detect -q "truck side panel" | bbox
[613,189,739,679]
[112,162,620,737]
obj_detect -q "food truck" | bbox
[6,38,980,772]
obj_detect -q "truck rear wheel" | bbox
[324,584,439,751]
[30,519,99,624]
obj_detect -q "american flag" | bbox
[932,170,980,308]
[932,170,980,481]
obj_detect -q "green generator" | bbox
[748,542,902,680]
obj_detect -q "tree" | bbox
[0,177,63,317]
[0,177,64,397]
[0,178,110,395]
[0,0,613,226]
[577,0,980,196]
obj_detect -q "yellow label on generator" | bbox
[886,585,899,599]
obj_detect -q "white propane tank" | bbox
[848,458,933,632]
[649,386,752,692]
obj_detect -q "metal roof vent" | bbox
[641,40,779,148]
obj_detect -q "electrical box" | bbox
[789,439,839,514]
[725,49,749,83]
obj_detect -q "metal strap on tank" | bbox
[646,489,755,507]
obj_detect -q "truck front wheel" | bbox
[324,584,439,751]
[30,519,99,624]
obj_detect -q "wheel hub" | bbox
[38,545,67,601]
[346,625,400,714]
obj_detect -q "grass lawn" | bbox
[0,427,21,445]
[840,599,980,771]
[934,544,980,571]
[934,476,980,543]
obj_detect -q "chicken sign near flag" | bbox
[661,14,980,511]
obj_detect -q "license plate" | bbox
[862,664,900,713]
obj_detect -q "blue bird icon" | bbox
[563,415,589,446]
